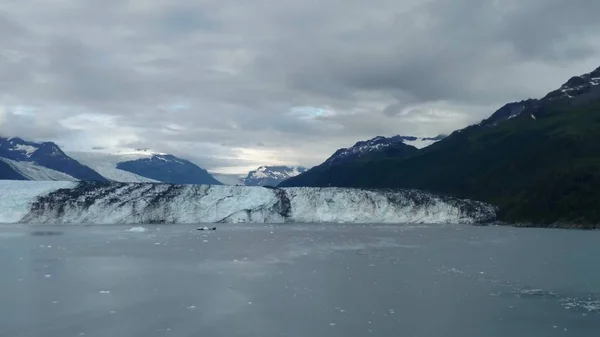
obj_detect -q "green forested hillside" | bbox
[283,97,600,228]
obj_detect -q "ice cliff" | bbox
[0,181,497,224]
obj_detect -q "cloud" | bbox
[1,0,599,172]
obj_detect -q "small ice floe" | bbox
[197,227,217,231]
[329,323,336,326]
[44,274,51,278]
[99,290,111,294]
[126,227,148,233]
[187,305,196,310]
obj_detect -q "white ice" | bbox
[126,226,148,233]
[67,151,158,183]
[1,182,496,224]
[0,180,76,223]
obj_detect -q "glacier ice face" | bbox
[0,181,76,223]
[8,181,498,225]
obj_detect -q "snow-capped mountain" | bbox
[0,137,107,182]
[479,66,600,127]
[322,135,444,167]
[0,181,497,224]
[544,66,600,101]
[116,154,222,185]
[241,166,307,186]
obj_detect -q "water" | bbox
[0,224,598,337]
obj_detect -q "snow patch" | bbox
[14,144,38,156]
[402,139,437,149]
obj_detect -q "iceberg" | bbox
[0,181,497,224]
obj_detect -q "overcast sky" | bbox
[1,0,600,173]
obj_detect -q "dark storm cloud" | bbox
[0,0,599,172]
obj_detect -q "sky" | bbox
[1,0,600,174]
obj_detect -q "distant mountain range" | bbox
[0,138,303,187]
[282,65,600,227]
[0,140,221,185]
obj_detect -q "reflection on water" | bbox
[29,230,64,237]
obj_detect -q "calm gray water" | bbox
[0,224,598,337]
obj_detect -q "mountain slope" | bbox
[0,158,78,181]
[0,137,107,182]
[241,166,306,186]
[116,154,222,185]
[282,66,600,227]
[0,160,27,180]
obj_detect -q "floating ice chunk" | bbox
[126,226,148,233]
[99,290,111,294]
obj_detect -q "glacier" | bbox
[0,181,498,224]
[67,151,158,183]
[0,157,78,182]
[0,181,76,223]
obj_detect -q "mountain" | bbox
[479,99,539,127]
[322,135,440,167]
[282,66,600,227]
[116,154,222,185]
[280,136,421,187]
[241,166,307,186]
[0,137,107,182]
[324,134,446,167]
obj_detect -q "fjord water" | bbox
[0,224,598,337]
